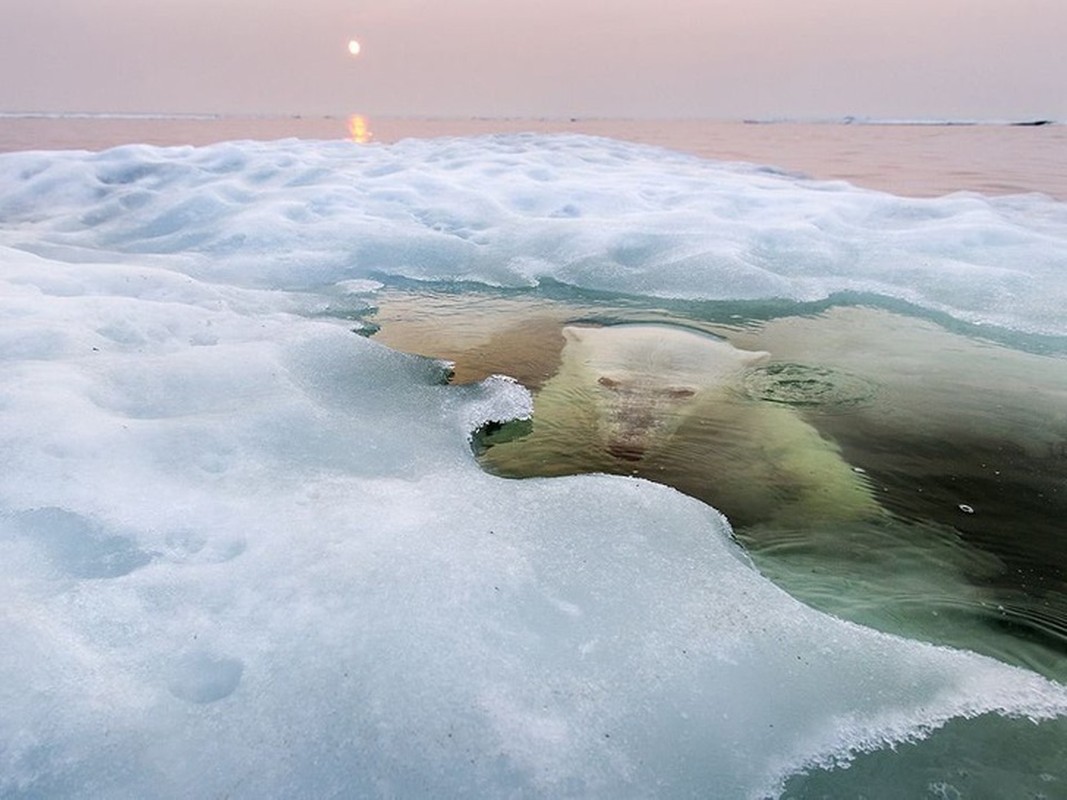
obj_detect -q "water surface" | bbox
[371,286,1067,685]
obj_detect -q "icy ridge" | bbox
[1,134,1065,336]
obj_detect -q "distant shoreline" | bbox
[0,111,1059,127]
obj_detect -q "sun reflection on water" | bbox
[347,114,372,144]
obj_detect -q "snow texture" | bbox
[1,135,1066,798]
[1,134,1065,334]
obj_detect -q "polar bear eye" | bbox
[597,376,621,389]
[664,387,696,399]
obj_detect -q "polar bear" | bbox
[480,322,878,528]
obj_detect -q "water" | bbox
[367,286,1067,681]
[3,115,1065,796]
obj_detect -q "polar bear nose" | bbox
[665,387,695,398]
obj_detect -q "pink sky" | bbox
[1,0,1064,119]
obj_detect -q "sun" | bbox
[347,39,361,57]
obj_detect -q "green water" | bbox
[368,285,1067,794]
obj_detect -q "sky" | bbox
[1,0,1065,120]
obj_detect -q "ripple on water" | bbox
[740,362,879,411]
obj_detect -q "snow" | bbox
[2,134,1065,336]
[1,134,1066,798]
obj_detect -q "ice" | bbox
[1,136,1066,797]
[2,134,1066,335]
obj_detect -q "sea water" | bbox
[373,289,1067,675]
[1,117,1065,798]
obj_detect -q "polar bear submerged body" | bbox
[481,322,878,527]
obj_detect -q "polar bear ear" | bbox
[740,349,772,367]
